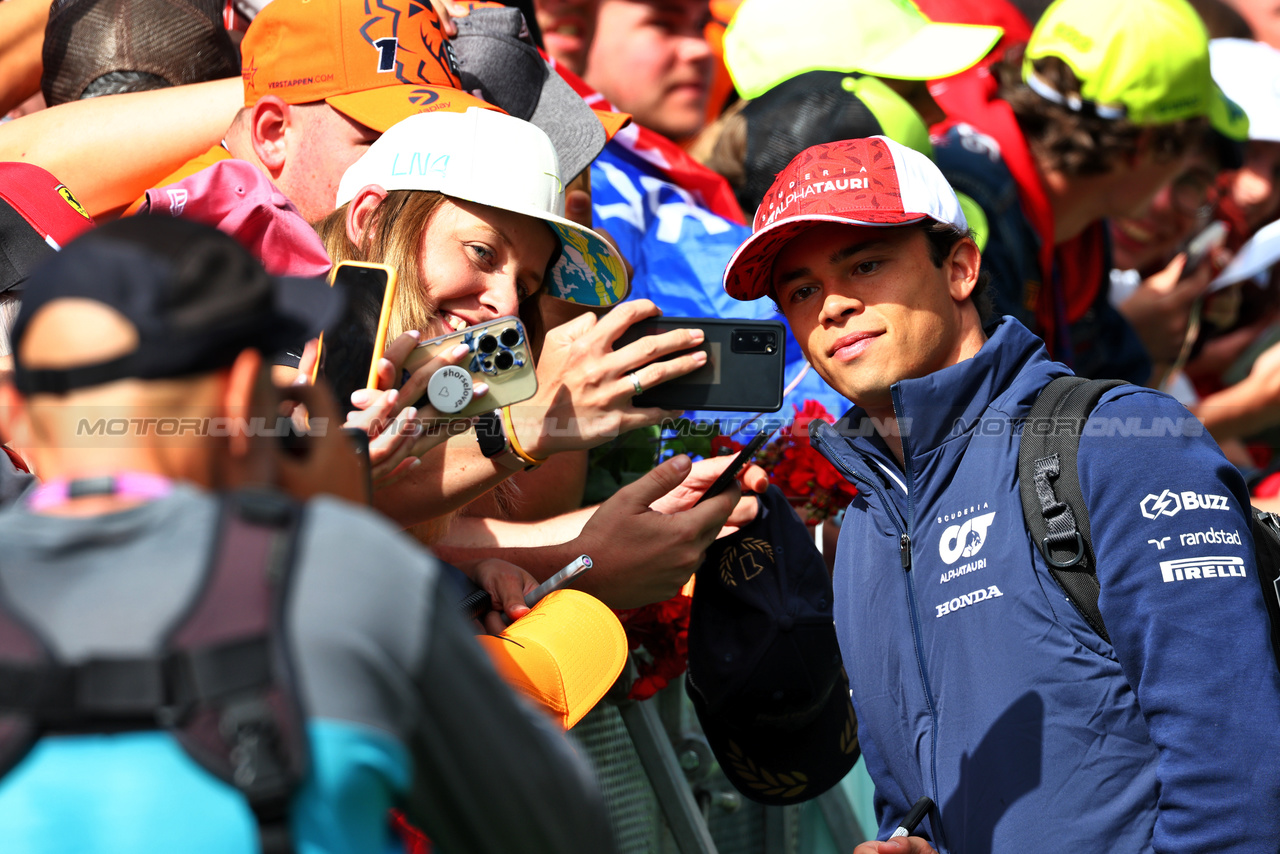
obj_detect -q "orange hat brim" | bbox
[327,84,503,133]
[592,109,632,142]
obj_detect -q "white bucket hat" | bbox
[336,108,629,306]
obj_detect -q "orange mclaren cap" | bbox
[239,0,497,132]
[476,589,627,731]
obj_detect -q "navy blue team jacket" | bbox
[811,318,1280,853]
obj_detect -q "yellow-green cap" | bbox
[725,0,1002,101]
[1024,0,1249,140]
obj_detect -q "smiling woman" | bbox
[315,107,629,344]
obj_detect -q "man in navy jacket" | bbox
[721,135,1280,854]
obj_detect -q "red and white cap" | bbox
[723,136,967,301]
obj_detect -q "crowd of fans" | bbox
[1,0,1279,851]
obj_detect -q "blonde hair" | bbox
[315,190,449,344]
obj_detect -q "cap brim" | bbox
[1209,83,1250,142]
[528,73,607,184]
[275,274,345,345]
[476,589,627,730]
[689,668,860,806]
[724,213,930,301]
[858,21,1002,81]
[327,85,501,133]
[728,19,1001,99]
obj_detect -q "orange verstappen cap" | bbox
[240,0,496,132]
[476,589,627,730]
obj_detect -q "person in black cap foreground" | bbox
[0,216,618,853]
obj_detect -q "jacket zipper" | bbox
[890,387,944,851]
[815,415,945,850]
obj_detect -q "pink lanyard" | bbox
[26,473,173,512]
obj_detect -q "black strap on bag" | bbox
[1019,377,1280,668]
[1017,376,1126,642]
[0,489,310,854]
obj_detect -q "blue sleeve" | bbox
[1077,388,1280,853]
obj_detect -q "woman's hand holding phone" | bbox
[512,299,709,458]
[345,330,488,486]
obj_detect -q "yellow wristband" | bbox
[501,406,545,468]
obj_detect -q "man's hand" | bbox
[456,557,537,635]
[649,453,769,535]
[1118,252,1217,364]
[274,380,369,505]
[572,454,740,609]
[853,838,939,854]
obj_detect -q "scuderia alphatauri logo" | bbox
[1139,489,1231,519]
[938,512,996,565]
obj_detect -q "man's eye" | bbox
[788,284,817,304]
[855,260,881,275]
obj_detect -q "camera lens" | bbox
[499,327,521,347]
[478,334,498,354]
[480,359,495,374]
[495,352,514,371]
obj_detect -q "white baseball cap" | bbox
[337,108,629,306]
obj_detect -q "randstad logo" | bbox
[1139,489,1230,519]
[938,512,996,566]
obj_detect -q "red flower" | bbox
[756,399,858,524]
[616,593,692,701]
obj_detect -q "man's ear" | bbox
[947,237,982,303]
[249,96,292,177]
[0,381,31,456]
[346,184,389,248]
[220,348,267,459]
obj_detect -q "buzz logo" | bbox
[1159,556,1247,583]
[1140,489,1230,519]
[939,512,996,566]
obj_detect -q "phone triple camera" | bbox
[470,325,527,376]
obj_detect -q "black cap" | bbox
[686,485,860,806]
[11,216,341,395]
[712,71,887,218]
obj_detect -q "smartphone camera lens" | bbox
[495,352,514,371]
[481,359,495,374]
[478,334,499,354]
[732,328,780,355]
[499,327,521,348]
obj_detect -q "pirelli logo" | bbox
[1159,556,1246,583]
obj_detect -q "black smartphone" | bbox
[315,262,398,410]
[612,317,786,412]
[695,428,773,506]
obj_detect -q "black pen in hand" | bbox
[889,796,933,839]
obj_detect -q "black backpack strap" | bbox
[0,489,309,853]
[165,489,310,854]
[0,579,56,778]
[1018,376,1127,643]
